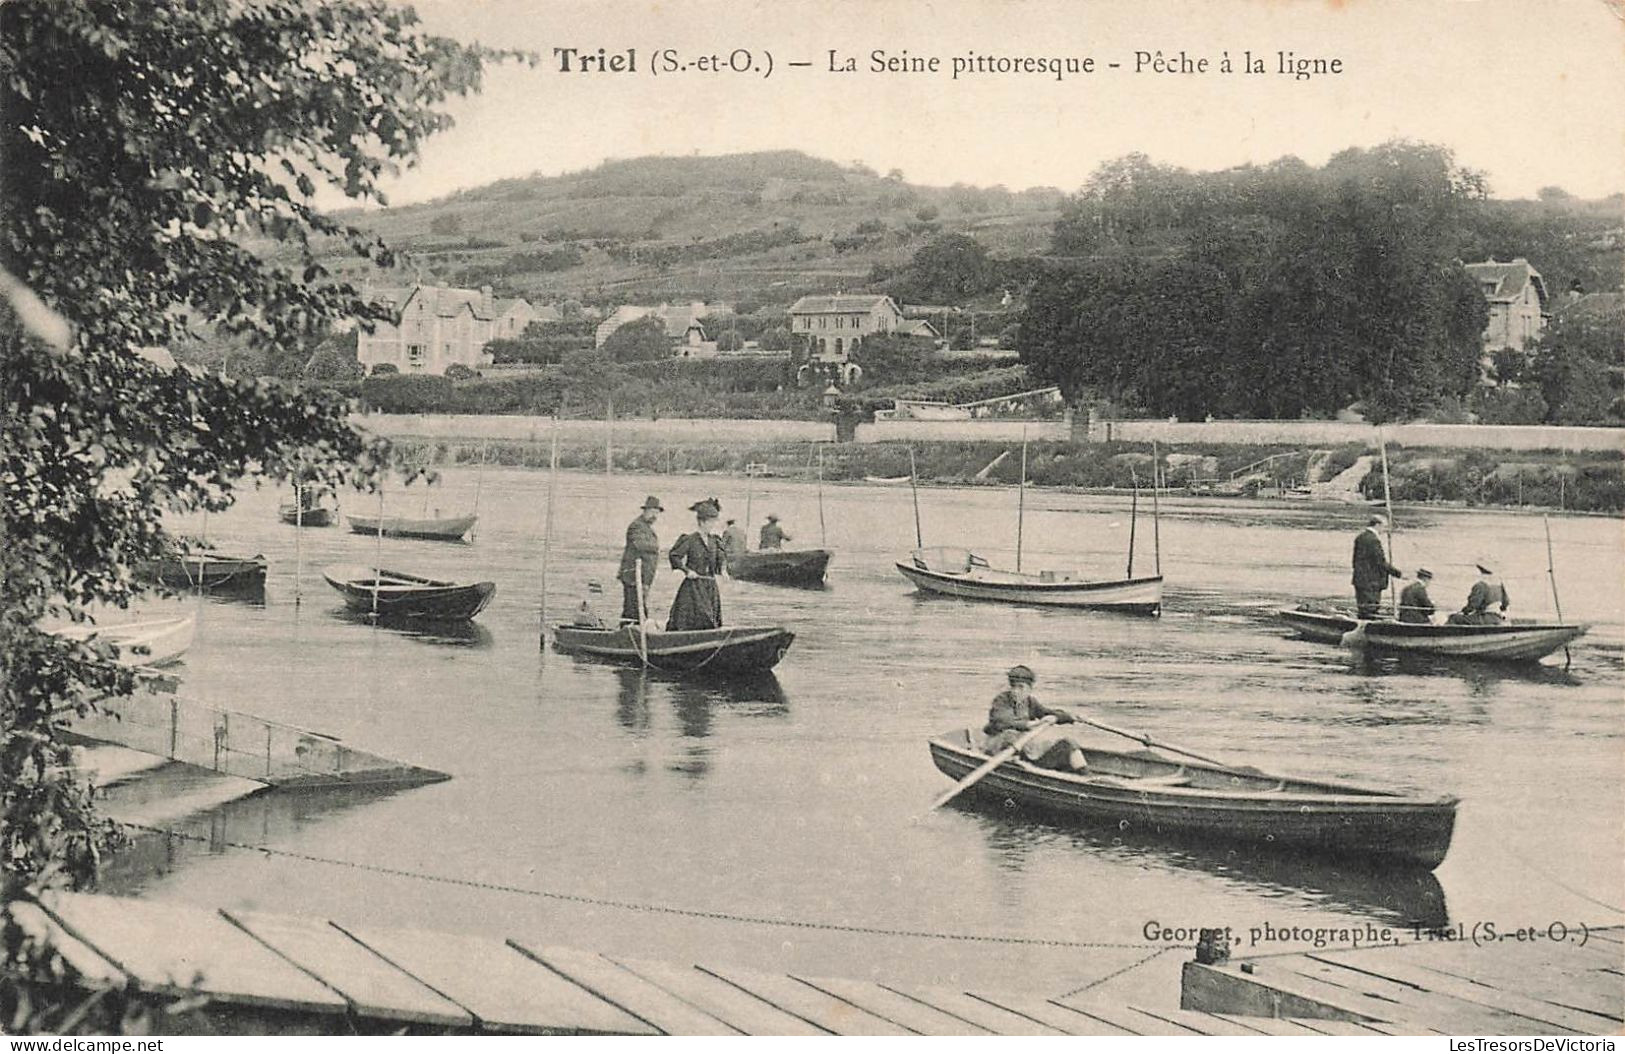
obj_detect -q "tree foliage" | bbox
[601,315,671,363]
[0,0,514,891]
[1531,295,1625,424]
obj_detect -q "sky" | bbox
[372,0,1625,205]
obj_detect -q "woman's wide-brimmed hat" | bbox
[689,497,721,519]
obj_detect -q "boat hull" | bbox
[552,624,794,675]
[149,554,267,591]
[728,549,832,587]
[280,505,335,527]
[928,730,1456,869]
[347,514,477,542]
[322,566,495,621]
[1278,607,1587,662]
[55,615,198,668]
[897,558,1162,614]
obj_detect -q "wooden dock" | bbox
[1183,927,1624,1035]
[10,892,1302,1036]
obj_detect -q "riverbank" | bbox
[386,434,1625,514]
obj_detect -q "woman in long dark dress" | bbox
[667,498,727,631]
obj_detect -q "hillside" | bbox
[322,151,1064,310]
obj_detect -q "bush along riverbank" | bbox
[386,436,1625,514]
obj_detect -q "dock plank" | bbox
[1310,952,1614,1034]
[701,964,912,1035]
[1266,957,1564,1034]
[1126,1003,1268,1036]
[6,901,126,988]
[609,956,825,1035]
[793,975,993,1035]
[336,924,650,1035]
[224,911,470,1028]
[1385,940,1625,1020]
[1207,1013,1326,1036]
[977,993,1142,1035]
[1291,1016,1391,1036]
[509,943,740,1036]
[878,983,1063,1036]
[42,893,345,1015]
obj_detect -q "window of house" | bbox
[407,344,424,368]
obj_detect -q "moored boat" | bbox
[897,547,1162,614]
[728,548,832,588]
[279,503,335,527]
[1278,606,1588,663]
[928,728,1458,869]
[322,565,495,621]
[148,553,267,591]
[54,615,198,668]
[552,623,794,675]
[346,513,477,542]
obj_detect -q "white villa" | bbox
[357,284,536,375]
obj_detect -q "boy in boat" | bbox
[758,513,791,551]
[618,496,663,624]
[1447,559,1510,625]
[1397,568,1436,624]
[984,665,1090,773]
[1352,514,1402,618]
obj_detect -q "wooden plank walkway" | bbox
[1183,927,1625,1035]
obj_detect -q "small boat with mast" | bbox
[725,449,834,588]
[895,434,1164,615]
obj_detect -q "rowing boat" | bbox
[897,547,1162,614]
[928,728,1457,869]
[148,553,267,591]
[346,513,477,542]
[322,565,496,620]
[54,615,198,668]
[1278,607,1588,663]
[279,503,335,527]
[727,548,832,588]
[552,623,794,675]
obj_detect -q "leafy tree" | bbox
[1,0,514,892]
[601,314,671,363]
[1531,295,1625,424]
[715,331,744,352]
[759,326,793,352]
[887,234,1000,305]
[853,333,935,381]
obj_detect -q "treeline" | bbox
[1020,143,1622,424]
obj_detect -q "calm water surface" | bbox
[100,466,1625,994]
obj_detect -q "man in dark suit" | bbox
[618,495,663,623]
[1398,568,1436,624]
[1352,514,1401,618]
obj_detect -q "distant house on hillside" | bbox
[595,303,711,353]
[787,294,906,365]
[357,284,536,375]
[1464,258,1549,354]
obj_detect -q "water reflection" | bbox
[330,609,494,648]
[959,803,1449,930]
[1350,651,1583,688]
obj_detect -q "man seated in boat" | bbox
[1447,559,1509,625]
[984,665,1090,773]
[758,513,791,551]
[1397,568,1436,624]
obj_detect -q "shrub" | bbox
[370,362,399,376]
[444,363,478,381]
[360,373,453,413]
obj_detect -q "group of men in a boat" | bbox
[1352,514,1510,625]
[600,494,792,632]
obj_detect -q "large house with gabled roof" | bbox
[787,293,907,365]
[1464,258,1549,354]
[357,284,536,375]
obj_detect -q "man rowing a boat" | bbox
[984,665,1090,773]
[618,495,663,624]
[1352,514,1402,618]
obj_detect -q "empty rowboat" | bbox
[346,513,477,542]
[148,553,267,591]
[897,547,1162,615]
[552,623,794,675]
[279,503,335,527]
[728,548,832,588]
[1278,607,1588,663]
[54,615,198,668]
[928,728,1458,869]
[322,565,495,621]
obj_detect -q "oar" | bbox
[1072,714,1257,774]
[927,717,1056,811]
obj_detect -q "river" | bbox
[99,466,1624,997]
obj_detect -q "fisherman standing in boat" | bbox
[618,495,663,624]
[721,517,749,563]
[1448,559,1510,625]
[984,665,1089,773]
[667,498,728,631]
[1352,514,1402,618]
[758,513,791,551]
[1397,568,1436,624]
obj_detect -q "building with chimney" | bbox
[356,284,537,375]
[1464,258,1549,354]
[594,302,712,354]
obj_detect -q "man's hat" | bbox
[725,518,736,525]
[641,495,664,511]
[689,497,721,519]
[1006,664,1036,684]
[1367,514,1388,527]
[1416,568,1433,580]
[766,513,780,522]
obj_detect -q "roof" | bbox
[788,294,899,315]
[365,285,529,323]
[603,304,708,340]
[1464,259,1548,307]
[898,319,939,338]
